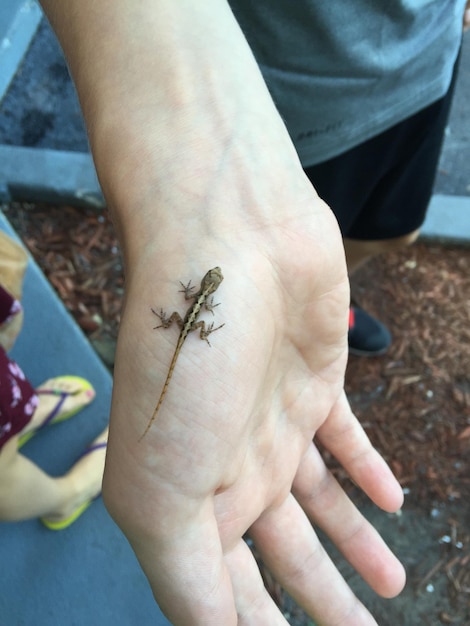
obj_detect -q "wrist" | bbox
[42,0,321,275]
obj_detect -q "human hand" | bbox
[103,187,405,625]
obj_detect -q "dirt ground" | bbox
[3,202,469,626]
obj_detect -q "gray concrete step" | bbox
[0,211,170,626]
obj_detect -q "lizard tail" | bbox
[139,351,179,440]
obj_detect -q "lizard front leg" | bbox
[191,320,225,346]
[203,296,221,316]
[179,280,197,301]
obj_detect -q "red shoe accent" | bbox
[348,307,355,330]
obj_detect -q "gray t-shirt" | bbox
[229,0,465,166]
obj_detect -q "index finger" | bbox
[315,391,404,513]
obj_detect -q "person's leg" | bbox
[344,228,420,274]
[18,376,95,441]
[344,229,422,355]
[0,428,107,522]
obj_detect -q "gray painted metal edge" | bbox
[0,144,104,208]
[0,1,42,102]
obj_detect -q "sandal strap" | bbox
[78,441,107,461]
[36,391,68,429]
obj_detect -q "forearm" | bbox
[39,0,304,263]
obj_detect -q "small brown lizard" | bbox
[140,267,224,439]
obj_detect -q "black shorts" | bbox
[303,58,459,241]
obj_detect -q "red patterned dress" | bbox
[0,285,38,449]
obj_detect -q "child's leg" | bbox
[19,377,95,440]
[0,428,107,522]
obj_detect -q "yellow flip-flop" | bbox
[41,441,107,531]
[18,375,95,448]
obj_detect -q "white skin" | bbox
[0,264,106,522]
[22,377,95,433]
[40,1,408,624]
[0,377,107,522]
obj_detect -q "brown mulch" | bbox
[4,202,123,359]
[345,243,470,506]
[3,201,470,623]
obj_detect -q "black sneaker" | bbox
[348,306,392,356]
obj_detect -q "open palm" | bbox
[104,206,405,626]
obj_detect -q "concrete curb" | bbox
[420,194,470,244]
[0,144,469,243]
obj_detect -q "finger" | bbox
[225,539,290,626]
[316,391,404,513]
[293,443,406,598]
[250,494,379,626]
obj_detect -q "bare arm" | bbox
[40,0,299,253]
[40,2,405,624]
